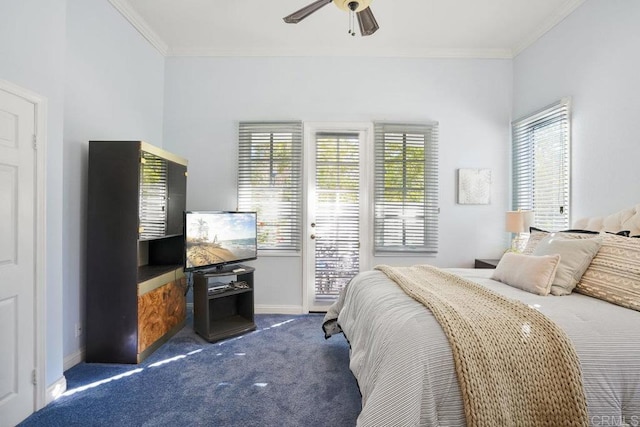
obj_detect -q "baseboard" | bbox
[46,375,67,404]
[64,347,85,371]
[255,304,304,315]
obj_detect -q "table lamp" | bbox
[505,210,534,252]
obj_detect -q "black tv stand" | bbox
[192,265,256,342]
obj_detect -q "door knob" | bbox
[310,234,316,239]
[310,223,316,228]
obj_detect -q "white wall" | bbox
[513,0,640,220]
[164,57,513,311]
[1,0,166,389]
[63,0,165,364]
[0,0,67,388]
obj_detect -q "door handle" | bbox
[310,234,316,239]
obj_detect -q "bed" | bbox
[323,205,640,426]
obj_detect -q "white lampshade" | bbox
[505,211,534,233]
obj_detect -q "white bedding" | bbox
[325,267,640,426]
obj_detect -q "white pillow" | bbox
[533,235,602,296]
[522,227,599,254]
[491,252,561,296]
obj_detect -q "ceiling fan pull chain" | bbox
[348,9,354,35]
[353,11,356,36]
[348,1,358,36]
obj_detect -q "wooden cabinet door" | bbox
[138,283,168,354]
[139,151,168,239]
[165,276,187,331]
[166,162,187,236]
[138,277,187,355]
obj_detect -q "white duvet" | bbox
[324,268,640,427]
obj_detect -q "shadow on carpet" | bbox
[21,314,361,427]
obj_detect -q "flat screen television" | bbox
[184,211,257,272]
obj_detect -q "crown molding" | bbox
[512,0,586,57]
[110,0,584,60]
[108,0,169,56]
[166,46,514,59]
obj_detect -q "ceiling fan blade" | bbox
[357,7,379,36]
[283,0,333,24]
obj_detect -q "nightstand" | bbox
[474,258,501,269]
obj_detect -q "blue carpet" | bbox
[21,314,361,426]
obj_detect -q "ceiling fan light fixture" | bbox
[283,0,378,37]
[333,0,371,13]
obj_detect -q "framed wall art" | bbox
[457,168,491,205]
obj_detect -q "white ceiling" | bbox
[109,0,585,58]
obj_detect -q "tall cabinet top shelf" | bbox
[85,140,187,164]
[88,140,187,166]
[139,141,188,166]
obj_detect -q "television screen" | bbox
[184,211,257,272]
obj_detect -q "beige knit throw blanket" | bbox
[375,264,588,427]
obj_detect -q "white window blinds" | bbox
[314,132,360,298]
[238,121,303,251]
[139,151,168,240]
[374,122,439,253]
[512,99,571,231]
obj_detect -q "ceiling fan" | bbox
[283,0,379,37]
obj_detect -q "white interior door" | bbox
[304,123,372,312]
[0,87,37,426]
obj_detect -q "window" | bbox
[512,99,571,231]
[238,121,303,251]
[374,122,439,254]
